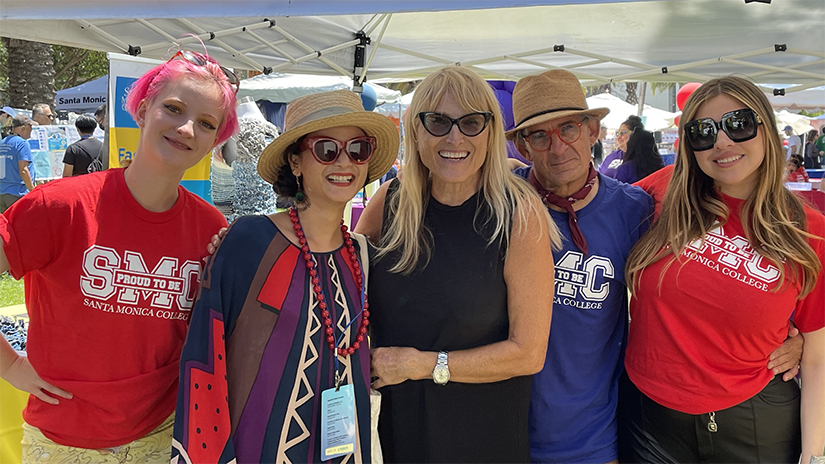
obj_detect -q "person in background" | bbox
[31,104,54,126]
[62,115,104,177]
[0,115,36,212]
[815,126,825,163]
[379,163,398,184]
[622,75,824,464]
[614,129,665,184]
[0,106,15,138]
[804,129,821,169]
[784,125,801,158]
[598,115,644,179]
[0,48,238,464]
[357,66,558,463]
[94,103,109,169]
[591,123,607,166]
[94,104,106,131]
[786,154,810,183]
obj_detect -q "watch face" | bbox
[433,367,450,385]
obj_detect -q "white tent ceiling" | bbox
[1,0,823,96]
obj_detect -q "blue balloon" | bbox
[360,84,378,111]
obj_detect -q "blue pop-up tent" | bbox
[55,75,108,114]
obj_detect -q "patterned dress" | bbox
[172,215,371,464]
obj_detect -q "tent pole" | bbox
[246,30,298,64]
[724,58,824,80]
[177,18,267,71]
[749,59,825,79]
[75,20,130,53]
[637,82,647,117]
[138,21,272,54]
[136,19,179,43]
[358,14,392,86]
[268,40,360,76]
[505,56,607,82]
[271,24,356,77]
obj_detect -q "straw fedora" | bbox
[506,69,609,140]
[258,89,399,185]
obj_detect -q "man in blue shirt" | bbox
[0,115,36,212]
[506,69,652,464]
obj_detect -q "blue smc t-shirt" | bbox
[514,167,653,463]
[0,134,34,196]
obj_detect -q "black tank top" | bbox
[370,180,530,463]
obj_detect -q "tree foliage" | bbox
[0,39,108,106]
[53,45,108,90]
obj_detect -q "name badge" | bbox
[321,384,357,460]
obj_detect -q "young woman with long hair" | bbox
[621,76,824,464]
[614,128,665,184]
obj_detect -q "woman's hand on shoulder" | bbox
[206,227,229,257]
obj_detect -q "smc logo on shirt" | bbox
[554,250,615,310]
[80,245,201,321]
[685,224,780,292]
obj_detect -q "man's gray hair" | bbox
[32,103,51,117]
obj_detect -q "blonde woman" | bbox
[622,76,825,464]
[356,66,559,463]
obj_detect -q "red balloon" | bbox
[676,82,702,111]
[674,114,681,127]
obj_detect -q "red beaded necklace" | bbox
[288,207,369,358]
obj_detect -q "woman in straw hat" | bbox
[172,89,398,464]
[355,66,559,463]
[622,76,825,464]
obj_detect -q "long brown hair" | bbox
[626,76,821,297]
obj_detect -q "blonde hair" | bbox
[626,75,821,297]
[377,66,559,273]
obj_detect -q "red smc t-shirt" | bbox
[0,168,227,448]
[625,192,825,414]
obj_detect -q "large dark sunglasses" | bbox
[169,50,240,94]
[418,112,493,137]
[684,108,762,152]
[300,136,376,165]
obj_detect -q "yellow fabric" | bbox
[0,379,28,464]
[20,413,174,464]
[0,305,28,464]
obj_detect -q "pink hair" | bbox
[124,58,239,145]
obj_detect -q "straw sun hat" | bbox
[258,89,399,185]
[506,69,610,140]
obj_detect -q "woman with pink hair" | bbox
[0,50,238,463]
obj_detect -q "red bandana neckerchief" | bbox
[528,163,598,255]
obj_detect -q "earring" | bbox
[294,174,310,211]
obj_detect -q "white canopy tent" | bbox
[238,73,401,103]
[1,0,823,96]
